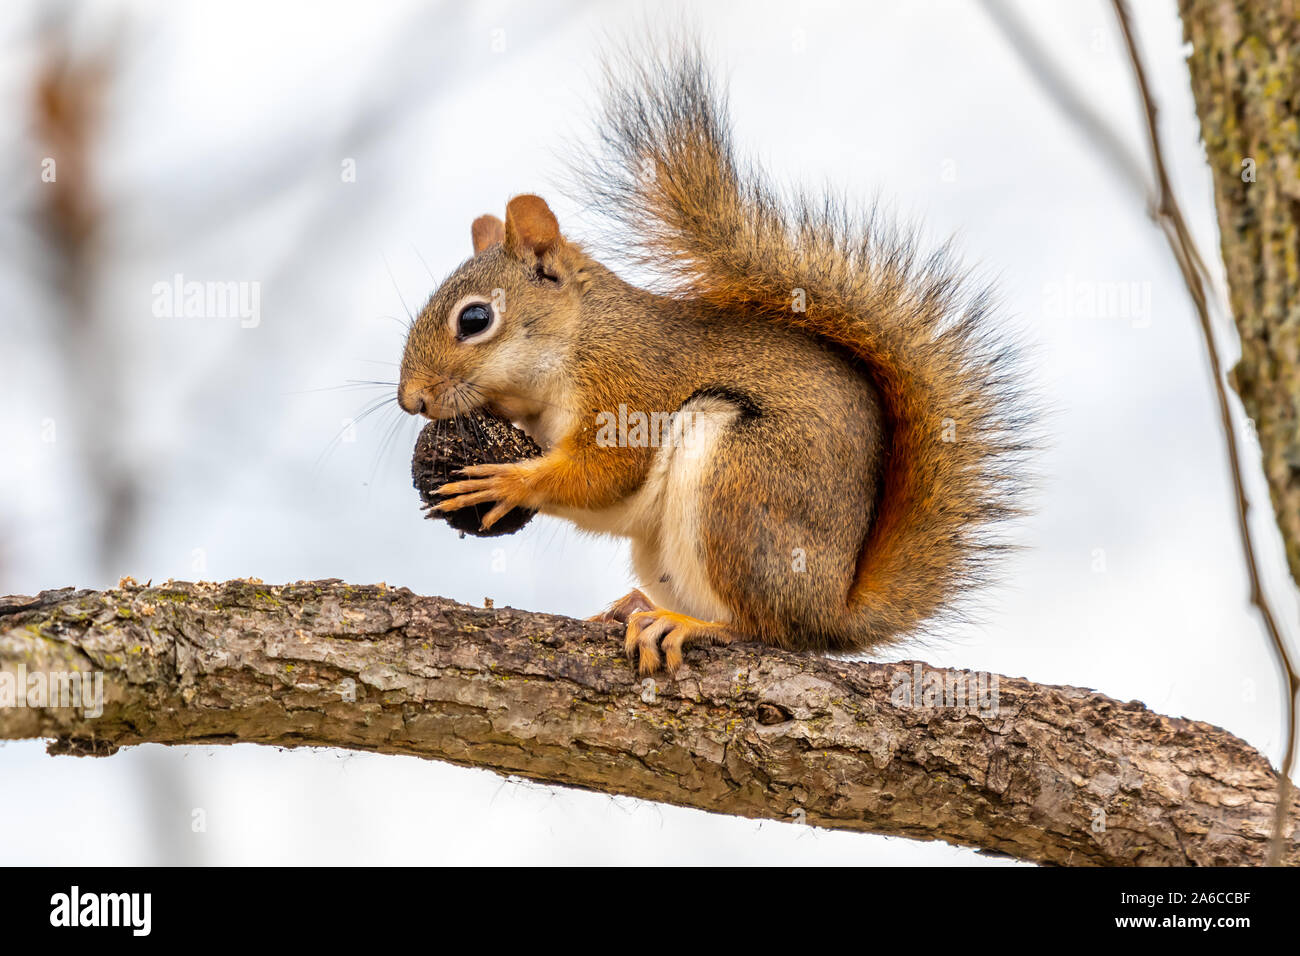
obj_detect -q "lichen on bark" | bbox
[1180,0,1300,581]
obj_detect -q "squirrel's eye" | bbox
[456,303,494,340]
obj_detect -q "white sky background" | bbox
[1,0,1296,864]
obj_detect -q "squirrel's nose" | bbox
[397,384,426,417]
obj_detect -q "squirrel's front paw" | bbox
[435,462,537,531]
[624,608,734,676]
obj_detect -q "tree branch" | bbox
[1,579,1294,866]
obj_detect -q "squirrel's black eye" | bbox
[456,303,493,340]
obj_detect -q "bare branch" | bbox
[1,579,1295,866]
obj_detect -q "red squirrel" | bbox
[398,45,1032,675]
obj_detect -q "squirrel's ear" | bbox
[471,214,505,255]
[503,194,561,258]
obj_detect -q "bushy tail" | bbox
[578,42,1035,643]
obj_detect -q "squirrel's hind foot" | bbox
[586,588,655,624]
[624,607,735,676]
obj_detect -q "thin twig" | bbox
[978,0,1151,200]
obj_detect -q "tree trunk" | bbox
[1,579,1294,866]
[1180,0,1300,583]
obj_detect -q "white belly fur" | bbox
[544,396,740,622]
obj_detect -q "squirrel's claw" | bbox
[433,486,498,509]
[478,499,519,531]
[435,462,535,530]
[624,608,733,676]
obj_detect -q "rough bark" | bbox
[1180,0,1300,583]
[0,579,1294,866]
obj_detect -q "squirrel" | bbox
[397,44,1031,676]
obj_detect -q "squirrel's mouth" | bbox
[400,376,544,428]
[397,375,484,421]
